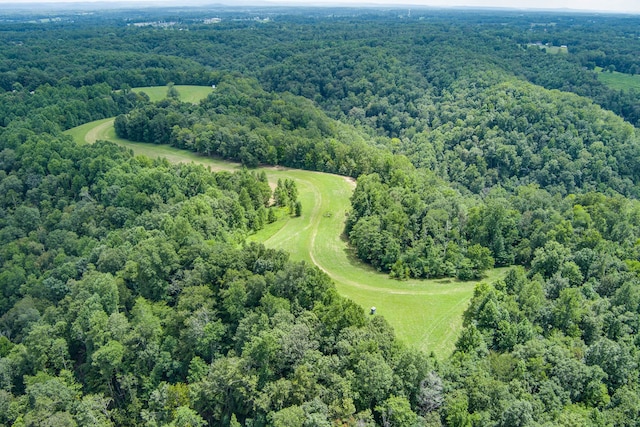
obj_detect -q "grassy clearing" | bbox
[595,67,640,91]
[250,169,506,355]
[544,45,568,54]
[66,117,506,357]
[527,43,568,54]
[134,85,214,103]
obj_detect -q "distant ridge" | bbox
[0,1,638,15]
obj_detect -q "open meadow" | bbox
[595,67,640,91]
[133,85,214,103]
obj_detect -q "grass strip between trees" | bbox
[64,87,505,357]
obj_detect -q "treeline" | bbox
[347,171,492,280]
[0,133,272,310]
[114,77,412,178]
[0,23,217,91]
[348,166,640,280]
[0,83,144,134]
[447,246,640,425]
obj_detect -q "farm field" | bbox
[595,67,640,91]
[64,87,504,357]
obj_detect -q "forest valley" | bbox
[1,6,640,427]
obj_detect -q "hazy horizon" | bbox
[0,0,638,14]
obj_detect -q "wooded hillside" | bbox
[1,7,640,426]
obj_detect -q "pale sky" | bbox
[290,0,640,13]
[0,0,638,14]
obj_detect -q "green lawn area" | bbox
[527,43,568,54]
[65,117,506,357]
[595,67,640,91]
[134,85,214,103]
[544,45,568,54]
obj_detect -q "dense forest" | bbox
[2,5,640,426]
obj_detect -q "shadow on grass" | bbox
[339,231,388,276]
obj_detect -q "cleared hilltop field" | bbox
[134,85,214,103]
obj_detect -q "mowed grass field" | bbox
[64,87,504,357]
[134,85,214,103]
[248,169,506,356]
[595,68,640,91]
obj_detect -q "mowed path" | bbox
[66,116,502,357]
